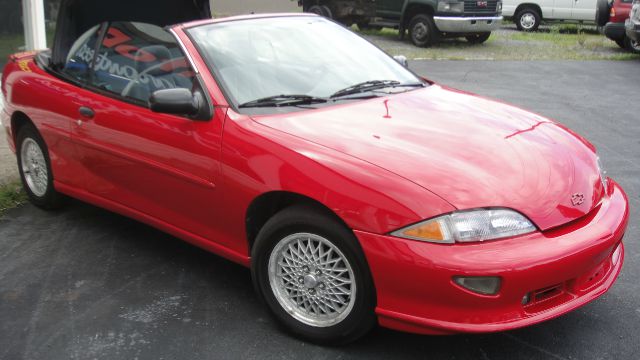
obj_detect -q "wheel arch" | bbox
[245,190,351,252]
[10,111,36,144]
[515,4,543,20]
[402,3,435,28]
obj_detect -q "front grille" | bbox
[464,0,499,14]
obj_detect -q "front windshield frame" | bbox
[185,15,428,114]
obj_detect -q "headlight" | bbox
[391,209,536,244]
[437,1,464,13]
[497,1,503,12]
[597,156,608,193]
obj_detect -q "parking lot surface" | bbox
[1,61,639,359]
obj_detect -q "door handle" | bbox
[78,106,95,119]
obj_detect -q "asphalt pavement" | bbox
[1,60,639,359]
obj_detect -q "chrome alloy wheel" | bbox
[268,233,356,327]
[520,13,536,30]
[20,138,48,197]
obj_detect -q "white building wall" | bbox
[22,0,47,50]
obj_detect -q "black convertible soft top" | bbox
[51,0,211,67]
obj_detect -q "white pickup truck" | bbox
[503,0,597,31]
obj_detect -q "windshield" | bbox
[187,16,423,113]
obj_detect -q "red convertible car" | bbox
[1,0,629,344]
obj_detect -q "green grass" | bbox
[1,31,55,68]
[356,24,640,61]
[0,181,26,216]
[0,33,26,65]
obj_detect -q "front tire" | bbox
[408,14,438,47]
[466,33,491,44]
[624,36,640,53]
[515,7,541,32]
[251,205,376,344]
[16,123,65,209]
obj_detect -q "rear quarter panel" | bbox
[1,55,85,188]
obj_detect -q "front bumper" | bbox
[357,180,628,335]
[604,21,626,41]
[625,19,640,42]
[433,16,502,33]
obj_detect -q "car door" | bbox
[376,0,405,19]
[72,21,226,242]
[572,0,597,20]
[553,0,574,18]
[17,24,110,191]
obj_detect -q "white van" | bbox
[503,0,598,31]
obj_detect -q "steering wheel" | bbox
[121,59,177,98]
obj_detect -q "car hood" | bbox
[252,85,605,231]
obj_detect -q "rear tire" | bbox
[595,0,611,27]
[320,5,333,19]
[251,205,376,345]
[408,14,437,47]
[515,7,541,32]
[465,33,491,44]
[16,123,65,210]
[307,5,326,17]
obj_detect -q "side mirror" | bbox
[393,55,409,68]
[149,88,201,117]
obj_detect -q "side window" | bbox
[62,25,101,82]
[92,22,196,103]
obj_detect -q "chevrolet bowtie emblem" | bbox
[571,193,585,206]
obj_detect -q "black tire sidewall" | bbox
[307,5,324,16]
[595,0,611,27]
[516,8,541,32]
[625,37,640,53]
[251,205,376,344]
[409,14,437,47]
[16,124,63,209]
[320,5,333,19]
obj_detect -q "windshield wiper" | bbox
[330,80,425,99]
[239,94,328,108]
